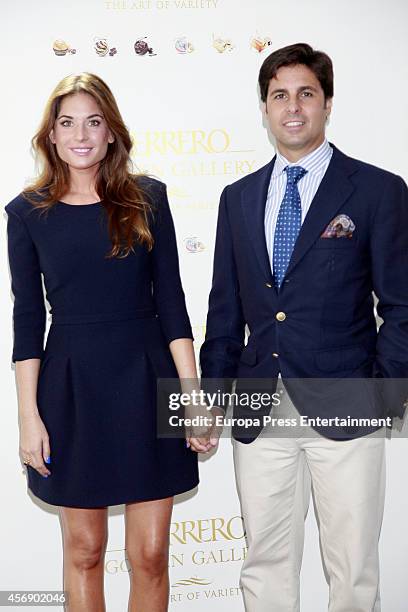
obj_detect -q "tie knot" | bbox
[285,165,307,185]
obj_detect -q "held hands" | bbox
[19,412,51,478]
[185,402,225,454]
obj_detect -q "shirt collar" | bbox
[271,138,332,179]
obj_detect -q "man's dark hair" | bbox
[258,42,334,102]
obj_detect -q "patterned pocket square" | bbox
[321,214,355,238]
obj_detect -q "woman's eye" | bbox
[59,119,101,127]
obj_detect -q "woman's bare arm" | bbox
[15,359,41,418]
[169,338,222,453]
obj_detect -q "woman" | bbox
[5,73,207,612]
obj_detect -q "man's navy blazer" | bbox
[200,144,408,442]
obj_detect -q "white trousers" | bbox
[232,378,386,612]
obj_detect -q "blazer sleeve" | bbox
[5,205,46,362]
[199,186,246,396]
[370,173,408,418]
[151,183,194,344]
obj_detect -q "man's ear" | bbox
[325,97,333,119]
[262,100,268,115]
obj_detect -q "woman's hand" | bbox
[19,412,51,478]
[167,338,225,453]
[186,405,225,453]
[15,359,51,477]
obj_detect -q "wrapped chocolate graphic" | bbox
[53,39,76,56]
[134,38,156,56]
[250,35,272,53]
[212,34,234,53]
[93,37,117,57]
[185,237,205,253]
[94,38,109,57]
[321,214,356,238]
[175,36,194,54]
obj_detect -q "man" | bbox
[198,43,408,611]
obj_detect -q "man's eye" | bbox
[274,93,285,100]
[301,91,313,97]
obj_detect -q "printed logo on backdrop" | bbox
[185,237,205,253]
[51,33,273,56]
[104,0,220,10]
[175,36,195,54]
[94,37,118,56]
[250,33,272,53]
[191,323,206,345]
[134,37,157,56]
[212,34,234,53]
[170,513,246,603]
[104,514,246,604]
[130,128,256,180]
[52,40,77,55]
[165,186,217,212]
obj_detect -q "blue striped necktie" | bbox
[273,165,307,290]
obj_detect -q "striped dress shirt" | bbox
[264,138,333,272]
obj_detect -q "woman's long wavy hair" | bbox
[23,72,154,258]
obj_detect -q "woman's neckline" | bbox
[57,200,103,207]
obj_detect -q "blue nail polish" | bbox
[45,456,51,464]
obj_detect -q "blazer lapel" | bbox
[241,159,275,285]
[285,145,357,277]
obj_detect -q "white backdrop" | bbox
[1,0,407,610]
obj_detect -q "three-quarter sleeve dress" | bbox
[5,177,199,508]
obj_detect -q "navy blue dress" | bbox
[5,178,198,508]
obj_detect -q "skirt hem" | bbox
[27,477,200,509]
